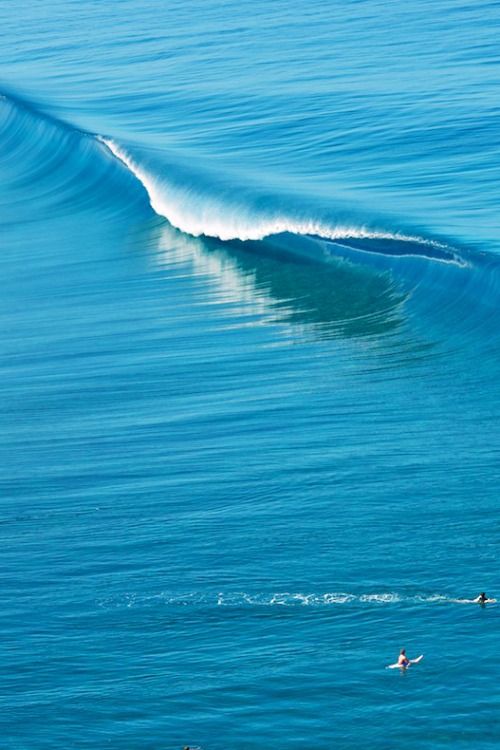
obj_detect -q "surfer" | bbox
[387,649,423,669]
[474,592,494,604]
[397,649,410,668]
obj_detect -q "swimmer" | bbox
[473,592,495,604]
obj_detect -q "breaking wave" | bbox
[100,135,462,265]
[1,88,467,269]
[7,85,500,350]
[7,88,500,349]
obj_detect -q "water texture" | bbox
[1,1,499,748]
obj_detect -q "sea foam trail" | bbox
[98,591,490,609]
[99,136,455,254]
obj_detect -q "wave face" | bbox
[0,94,149,223]
[2,2,500,749]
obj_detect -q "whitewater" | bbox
[1,1,500,749]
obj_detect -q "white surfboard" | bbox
[387,655,423,669]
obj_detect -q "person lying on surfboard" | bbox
[473,592,495,604]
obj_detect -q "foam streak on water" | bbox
[98,590,492,609]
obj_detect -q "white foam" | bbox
[359,593,400,603]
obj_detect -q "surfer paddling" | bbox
[473,592,495,604]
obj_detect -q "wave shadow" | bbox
[146,221,407,341]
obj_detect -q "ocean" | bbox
[1,1,499,748]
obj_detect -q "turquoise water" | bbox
[1,2,500,748]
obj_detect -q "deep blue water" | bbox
[1,1,500,748]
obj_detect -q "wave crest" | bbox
[99,136,459,263]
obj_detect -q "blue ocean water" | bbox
[1,1,500,747]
